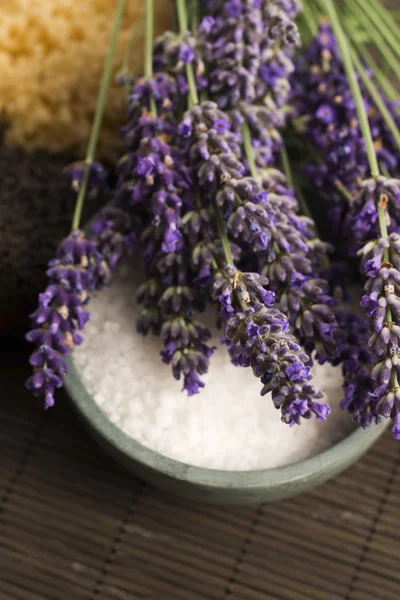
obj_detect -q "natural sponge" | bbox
[0,0,172,158]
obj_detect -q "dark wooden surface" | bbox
[1,347,400,600]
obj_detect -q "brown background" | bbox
[1,348,400,600]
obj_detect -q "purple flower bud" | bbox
[178,44,195,64]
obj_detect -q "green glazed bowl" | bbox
[65,358,388,505]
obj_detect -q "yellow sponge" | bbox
[0,0,173,158]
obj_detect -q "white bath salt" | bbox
[73,264,355,471]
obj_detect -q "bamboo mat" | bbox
[1,349,400,600]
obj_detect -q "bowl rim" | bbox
[65,357,389,491]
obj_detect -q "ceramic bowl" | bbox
[65,358,388,505]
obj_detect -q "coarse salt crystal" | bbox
[73,264,355,471]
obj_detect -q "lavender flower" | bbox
[26,231,100,408]
[200,2,264,110]
[137,220,215,396]
[180,102,279,254]
[260,2,301,49]
[153,31,207,94]
[344,176,400,249]
[259,171,343,362]
[179,101,243,183]
[26,210,135,408]
[64,161,108,196]
[336,310,378,429]
[199,1,300,166]
[214,265,330,425]
[91,207,139,283]
[192,6,342,366]
[117,74,191,255]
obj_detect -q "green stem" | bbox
[145,0,153,77]
[335,179,355,204]
[279,145,316,222]
[347,0,400,80]
[319,0,380,178]
[344,28,398,103]
[350,46,400,153]
[72,0,126,231]
[186,63,199,107]
[294,183,313,220]
[176,0,188,29]
[215,208,234,265]
[188,0,205,104]
[190,0,200,30]
[145,0,157,115]
[280,145,293,189]
[378,199,389,239]
[176,0,199,106]
[120,9,145,94]
[301,0,319,37]
[362,0,400,60]
[242,123,258,178]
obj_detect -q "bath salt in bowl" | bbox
[65,265,388,504]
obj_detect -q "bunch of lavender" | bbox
[292,20,400,230]
[171,0,331,423]
[28,0,400,442]
[24,0,341,426]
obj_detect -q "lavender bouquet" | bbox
[25,0,400,441]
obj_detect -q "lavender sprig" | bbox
[258,169,343,363]
[214,265,330,425]
[199,1,300,166]
[136,218,215,396]
[26,212,135,408]
[358,231,400,437]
